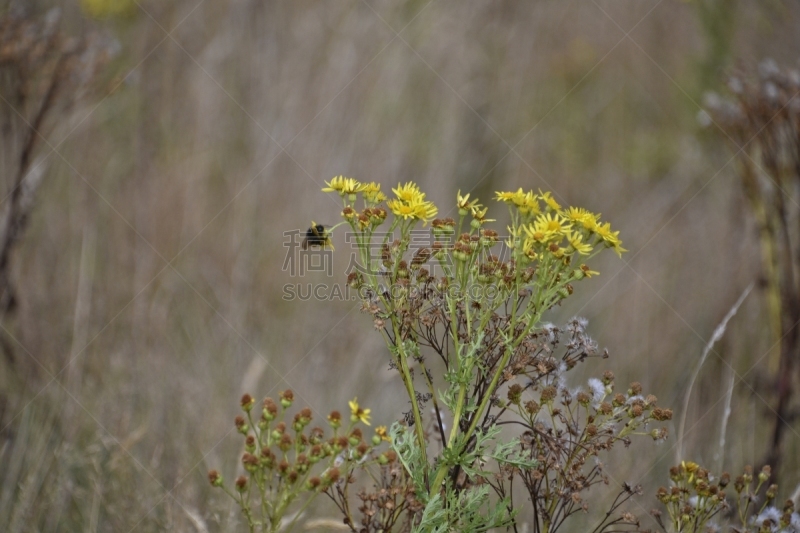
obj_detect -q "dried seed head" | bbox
[541,386,557,403]
[652,407,673,421]
[507,384,523,405]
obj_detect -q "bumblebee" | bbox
[302,221,334,250]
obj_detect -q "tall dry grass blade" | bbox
[182,506,210,533]
[715,368,736,473]
[66,222,96,396]
[676,282,753,463]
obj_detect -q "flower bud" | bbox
[242,453,259,473]
[279,389,294,408]
[759,465,771,484]
[327,410,342,429]
[235,415,249,435]
[240,394,255,412]
[208,470,223,487]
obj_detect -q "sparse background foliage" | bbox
[0,0,799,531]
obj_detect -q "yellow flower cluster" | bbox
[386,182,438,225]
[320,179,623,262]
[322,176,388,206]
[361,182,387,204]
[322,176,438,224]
[496,188,626,258]
[323,176,364,196]
[495,188,542,216]
[457,191,495,228]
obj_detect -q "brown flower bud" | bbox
[208,470,222,487]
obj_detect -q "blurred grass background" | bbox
[0,0,798,531]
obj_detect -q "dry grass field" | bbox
[1,0,799,531]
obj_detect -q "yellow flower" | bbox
[565,230,593,255]
[387,199,416,220]
[681,460,699,483]
[537,213,571,234]
[681,460,699,473]
[564,206,595,225]
[388,198,438,225]
[520,235,540,260]
[521,192,541,216]
[323,176,363,195]
[412,200,438,224]
[362,181,380,194]
[495,189,518,203]
[362,182,387,204]
[525,213,571,243]
[594,222,626,257]
[580,264,599,278]
[392,182,425,203]
[470,205,495,225]
[375,426,390,442]
[387,182,437,225]
[457,190,480,211]
[539,190,562,212]
[495,188,540,215]
[496,188,525,206]
[349,398,371,426]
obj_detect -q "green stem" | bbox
[282,490,319,533]
[393,321,428,483]
[430,224,525,496]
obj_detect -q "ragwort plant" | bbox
[312,179,672,532]
[652,462,800,533]
[209,180,673,531]
[208,391,397,533]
